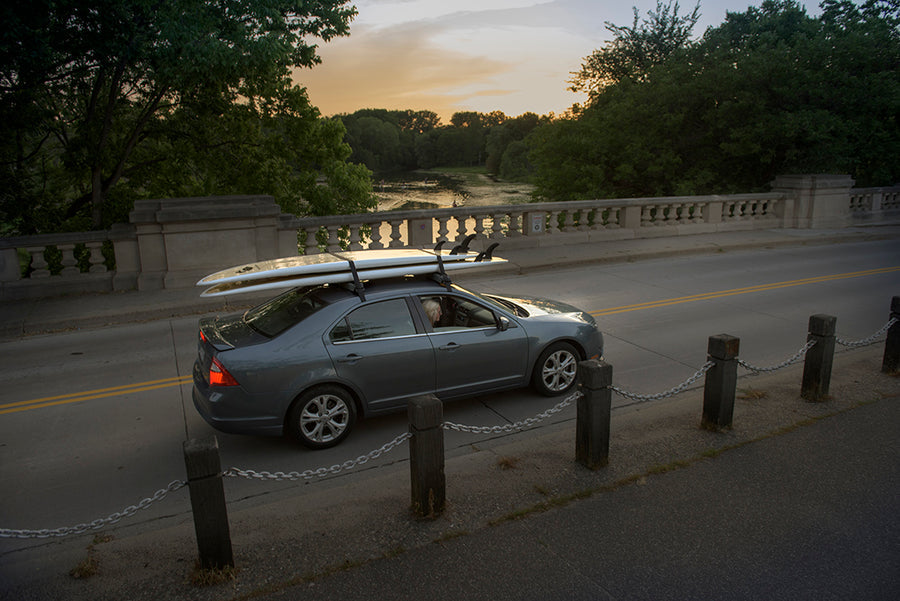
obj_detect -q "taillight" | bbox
[200,330,207,343]
[209,357,239,387]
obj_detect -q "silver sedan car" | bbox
[192,276,603,448]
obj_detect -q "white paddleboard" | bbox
[199,255,507,297]
[197,248,476,287]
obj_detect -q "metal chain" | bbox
[610,361,714,403]
[0,480,186,539]
[836,317,898,348]
[225,431,412,482]
[443,391,578,435]
[737,340,816,373]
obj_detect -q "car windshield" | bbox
[454,284,528,317]
[243,287,328,338]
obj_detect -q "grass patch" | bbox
[69,532,114,580]
[69,555,99,579]
[189,562,240,587]
[496,456,519,470]
[738,388,768,400]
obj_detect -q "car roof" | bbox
[312,275,461,304]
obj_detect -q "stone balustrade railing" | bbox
[2,176,898,301]
[849,186,900,216]
[286,192,787,254]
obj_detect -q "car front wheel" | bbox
[532,342,579,396]
[287,386,357,449]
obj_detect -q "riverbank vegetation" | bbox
[2,1,897,235]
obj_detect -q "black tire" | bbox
[286,385,357,449]
[532,342,580,396]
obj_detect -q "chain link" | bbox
[0,480,186,539]
[443,391,578,434]
[836,317,898,348]
[610,361,714,403]
[737,340,816,373]
[225,431,413,482]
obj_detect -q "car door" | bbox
[418,294,528,398]
[325,297,436,413]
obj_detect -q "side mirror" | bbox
[498,316,515,331]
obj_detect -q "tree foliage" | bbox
[0,0,373,234]
[530,0,900,201]
[569,0,701,103]
[335,108,540,178]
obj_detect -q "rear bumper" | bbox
[191,360,284,437]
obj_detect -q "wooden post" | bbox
[408,395,445,518]
[183,436,234,570]
[801,314,837,401]
[576,359,612,469]
[702,334,740,430]
[882,296,900,374]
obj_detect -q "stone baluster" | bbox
[27,247,50,278]
[472,213,486,239]
[490,213,505,239]
[301,228,319,255]
[388,220,404,248]
[86,241,108,273]
[562,210,576,232]
[366,221,384,249]
[692,202,704,224]
[60,243,79,276]
[548,210,562,235]
[346,224,363,250]
[325,225,342,251]
[453,215,467,240]
[641,205,654,226]
[507,212,523,237]
[436,216,451,243]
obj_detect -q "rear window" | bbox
[243,287,327,337]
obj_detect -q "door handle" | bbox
[439,342,460,351]
[337,354,363,364]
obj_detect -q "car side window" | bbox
[419,295,496,330]
[330,298,416,342]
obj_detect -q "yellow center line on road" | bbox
[588,266,900,317]
[0,375,194,415]
[5,266,899,417]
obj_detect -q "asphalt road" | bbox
[1,238,898,551]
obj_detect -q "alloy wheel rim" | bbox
[300,394,349,443]
[542,350,577,392]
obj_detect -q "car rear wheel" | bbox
[287,386,357,449]
[532,342,579,396]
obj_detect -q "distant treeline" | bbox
[337,0,900,202]
[334,109,546,182]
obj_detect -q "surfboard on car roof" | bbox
[196,238,506,298]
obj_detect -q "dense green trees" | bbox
[529,0,900,201]
[1,0,374,234]
[4,0,896,233]
[335,109,544,180]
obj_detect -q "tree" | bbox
[530,0,900,201]
[485,112,544,178]
[569,0,701,103]
[1,0,368,233]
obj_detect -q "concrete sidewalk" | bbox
[2,225,899,339]
[2,346,897,601]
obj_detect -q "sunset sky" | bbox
[295,0,821,123]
